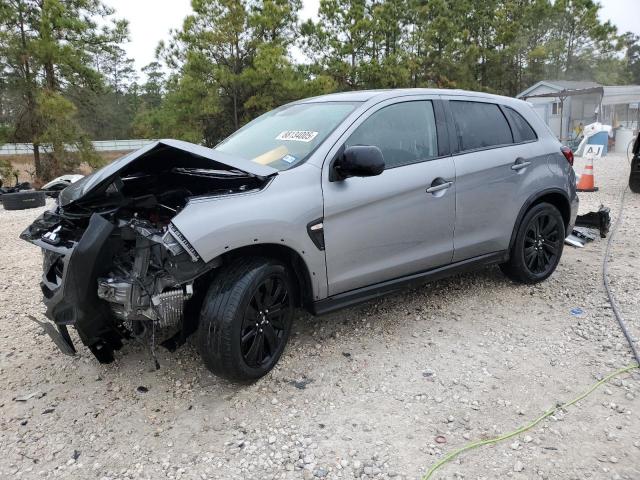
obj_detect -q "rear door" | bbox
[445,98,545,261]
[321,97,456,295]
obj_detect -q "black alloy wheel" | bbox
[197,257,295,382]
[241,275,290,368]
[522,211,561,275]
[500,202,565,284]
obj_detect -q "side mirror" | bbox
[331,145,385,181]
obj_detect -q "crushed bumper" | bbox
[28,315,76,356]
[22,213,124,363]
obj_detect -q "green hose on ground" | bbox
[424,171,640,479]
[422,363,639,480]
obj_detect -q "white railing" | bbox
[0,139,156,155]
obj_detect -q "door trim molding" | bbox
[311,250,508,315]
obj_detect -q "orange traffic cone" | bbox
[577,156,598,192]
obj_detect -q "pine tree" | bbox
[140,0,314,146]
[0,0,127,179]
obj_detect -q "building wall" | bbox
[521,86,605,140]
[567,93,601,138]
[521,84,565,139]
[519,82,640,145]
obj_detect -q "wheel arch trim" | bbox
[216,242,318,309]
[508,188,571,251]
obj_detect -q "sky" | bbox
[105,0,639,76]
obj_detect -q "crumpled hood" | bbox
[59,139,278,206]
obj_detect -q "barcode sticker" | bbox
[276,130,318,142]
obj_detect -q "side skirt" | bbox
[311,251,509,315]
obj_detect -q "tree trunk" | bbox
[43,61,60,175]
[233,89,238,130]
[44,61,56,90]
[233,36,240,130]
[33,143,41,178]
[18,0,42,178]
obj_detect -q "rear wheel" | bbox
[500,202,565,284]
[197,257,294,382]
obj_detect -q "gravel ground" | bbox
[1,153,639,480]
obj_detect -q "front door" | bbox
[322,99,456,296]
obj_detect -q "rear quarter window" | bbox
[450,101,513,151]
[503,107,538,143]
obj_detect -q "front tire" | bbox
[197,257,294,382]
[500,202,565,284]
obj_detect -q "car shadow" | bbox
[88,264,511,391]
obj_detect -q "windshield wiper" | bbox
[172,167,252,179]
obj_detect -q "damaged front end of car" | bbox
[21,139,276,364]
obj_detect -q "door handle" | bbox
[426,180,453,194]
[511,159,531,171]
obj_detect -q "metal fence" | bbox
[0,139,155,156]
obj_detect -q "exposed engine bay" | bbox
[21,141,274,364]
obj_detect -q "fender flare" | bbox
[508,187,571,251]
[212,242,319,308]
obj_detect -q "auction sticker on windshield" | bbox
[276,130,318,142]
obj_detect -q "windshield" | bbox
[214,102,360,171]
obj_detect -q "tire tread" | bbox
[500,202,565,284]
[197,257,291,382]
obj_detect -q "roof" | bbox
[602,85,640,105]
[518,80,640,105]
[301,84,640,106]
[299,90,389,102]
[299,88,524,105]
[543,80,601,90]
[517,80,602,98]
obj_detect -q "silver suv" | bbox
[22,89,578,381]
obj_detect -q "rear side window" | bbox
[450,101,513,151]
[345,101,438,168]
[503,107,537,143]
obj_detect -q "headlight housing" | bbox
[164,224,200,262]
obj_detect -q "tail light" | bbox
[560,146,574,166]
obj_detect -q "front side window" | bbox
[450,101,513,151]
[215,102,360,171]
[345,101,438,169]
